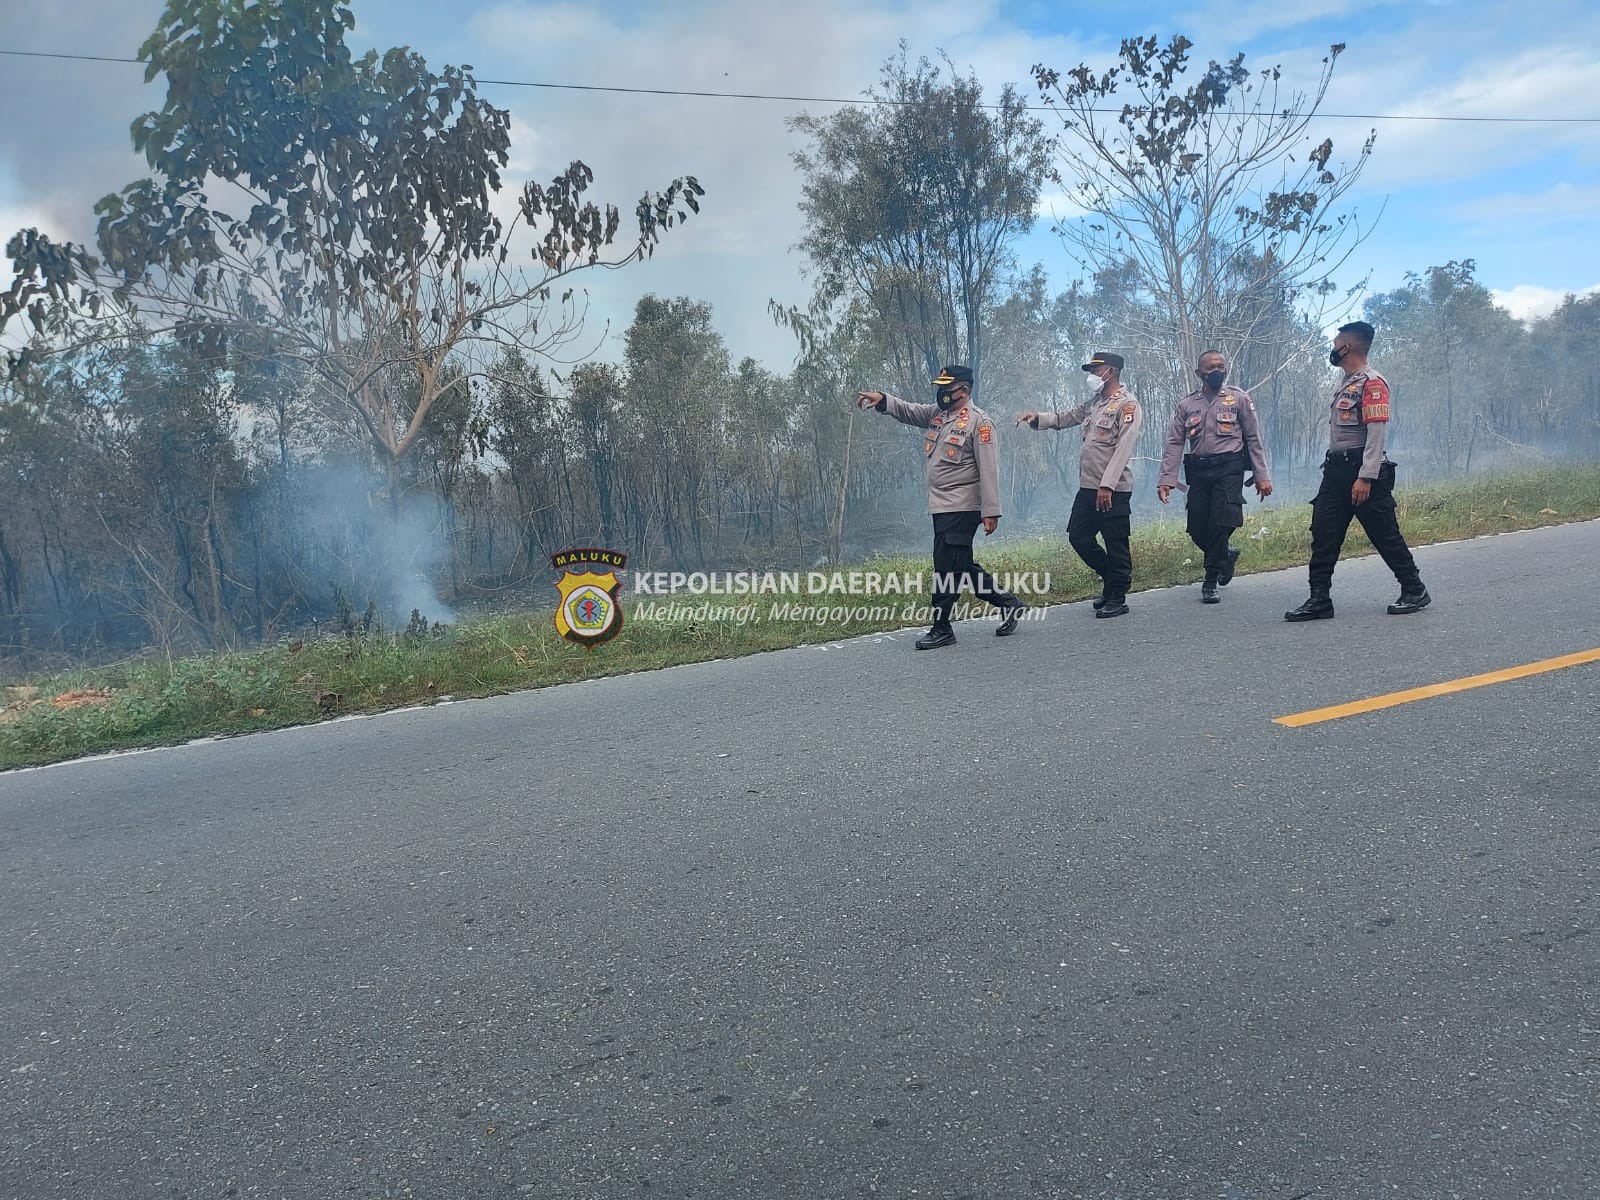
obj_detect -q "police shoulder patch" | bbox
[1121,402,1137,423]
[978,424,992,443]
[1361,378,1391,423]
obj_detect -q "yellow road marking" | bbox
[1274,647,1600,727]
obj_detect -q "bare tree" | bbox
[1032,36,1376,391]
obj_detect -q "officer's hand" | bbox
[1015,412,1040,428]
[1351,478,1372,506]
[1096,487,1113,512]
[1157,484,1173,505]
[982,516,998,536]
[856,390,883,409]
[1255,480,1274,499]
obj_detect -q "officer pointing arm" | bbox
[855,367,1024,648]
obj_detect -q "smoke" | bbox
[289,459,459,628]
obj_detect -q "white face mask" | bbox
[1090,372,1107,390]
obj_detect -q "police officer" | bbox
[1285,321,1431,621]
[1016,352,1142,618]
[1157,350,1274,603]
[857,365,1025,650]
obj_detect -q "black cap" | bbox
[1081,351,1125,371]
[932,365,974,387]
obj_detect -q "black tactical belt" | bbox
[1185,451,1246,466]
[1324,448,1365,464]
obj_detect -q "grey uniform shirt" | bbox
[1157,384,1272,488]
[1328,367,1391,479]
[1037,386,1143,492]
[878,395,1002,518]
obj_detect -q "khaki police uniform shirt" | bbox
[1037,386,1143,492]
[1157,384,1272,489]
[878,395,1002,518]
[1328,367,1391,479]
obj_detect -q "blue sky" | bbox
[2,0,1597,368]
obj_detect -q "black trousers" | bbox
[1067,487,1133,599]
[1309,455,1421,592]
[930,512,1016,628]
[1184,452,1247,573]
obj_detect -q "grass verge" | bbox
[4,464,1599,771]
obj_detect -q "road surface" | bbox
[3,521,1597,1199]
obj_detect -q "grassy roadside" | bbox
[4,464,1599,771]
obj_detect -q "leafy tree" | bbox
[1365,260,1524,471]
[566,362,625,551]
[1,0,702,483]
[790,48,1050,394]
[484,349,572,569]
[621,295,731,561]
[1528,295,1600,457]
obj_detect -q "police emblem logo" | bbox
[550,548,628,650]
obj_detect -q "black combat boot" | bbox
[1387,585,1431,615]
[1095,593,1129,618]
[1218,545,1241,586]
[915,624,957,650]
[1090,593,1107,610]
[995,603,1026,636]
[1284,589,1334,622]
[1200,570,1220,604]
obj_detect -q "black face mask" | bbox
[1203,369,1226,391]
[936,387,963,410]
[1329,346,1347,366]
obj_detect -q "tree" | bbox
[1529,295,1600,457]
[484,349,570,569]
[1031,37,1375,391]
[1,0,702,486]
[620,295,731,561]
[790,48,1050,395]
[567,363,625,551]
[1365,261,1524,471]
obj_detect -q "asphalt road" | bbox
[3,521,1598,1200]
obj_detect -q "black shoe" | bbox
[915,626,956,650]
[1090,593,1107,610]
[1200,572,1220,604]
[1284,593,1334,622]
[1387,587,1431,615]
[995,604,1025,637]
[1218,546,1241,586]
[1094,598,1129,618]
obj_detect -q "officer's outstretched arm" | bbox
[872,392,936,428]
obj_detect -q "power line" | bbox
[0,48,141,66]
[3,46,1600,124]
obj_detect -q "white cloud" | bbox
[1456,182,1600,226]
[458,0,1097,364]
[1177,0,1413,46]
[1301,41,1600,195]
[1491,282,1600,323]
